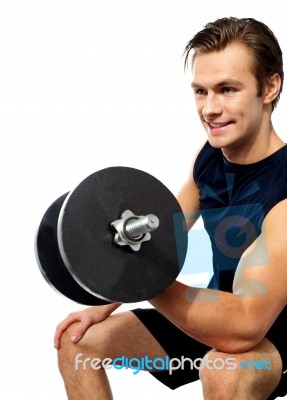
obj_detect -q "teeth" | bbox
[209,122,228,128]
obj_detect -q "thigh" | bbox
[131,308,211,389]
[200,338,283,400]
[61,308,210,390]
[65,310,169,363]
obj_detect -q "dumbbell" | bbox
[35,167,188,304]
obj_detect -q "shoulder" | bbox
[264,198,287,235]
[193,141,222,182]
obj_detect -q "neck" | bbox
[222,123,284,165]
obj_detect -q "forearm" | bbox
[104,302,122,315]
[149,281,258,353]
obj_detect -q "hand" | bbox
[54,303,121,349]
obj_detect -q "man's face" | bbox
[191,43,267,152]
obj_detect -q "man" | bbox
[54,17,287,399]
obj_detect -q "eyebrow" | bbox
[191,79,244,89]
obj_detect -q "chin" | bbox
[207,133,239,151]
[207,137,226,149]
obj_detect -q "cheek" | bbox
[226,96,260,120]
[224,97,242,113]
[244,99,263,125]
[238,104,263,136]
[195,99,203,115]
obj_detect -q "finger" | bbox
[54,315,80,349]
[54,324,69,349]
[70,319,92,343]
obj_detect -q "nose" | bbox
[202,93,222,119]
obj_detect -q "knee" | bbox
[57,322,81,374]
[57,321,112,374]
[199,350,240,397]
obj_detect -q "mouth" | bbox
[205,121,234,134]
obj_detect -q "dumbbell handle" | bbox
[125,214,159,238]
[111,210,160,251]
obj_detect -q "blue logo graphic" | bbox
[173,173,269,301]
[238,360,270,370]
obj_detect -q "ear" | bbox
[262,73,281,105]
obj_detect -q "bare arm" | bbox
[150,193,287,353]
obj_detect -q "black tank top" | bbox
[194,141,287,366]
[194,141,287,291]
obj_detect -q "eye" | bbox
[194,88,207,95]
[222,87,236,95]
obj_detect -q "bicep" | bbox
[233,199,287,338]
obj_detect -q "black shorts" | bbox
[131,308,287,399]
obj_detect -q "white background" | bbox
[1,0,287,398]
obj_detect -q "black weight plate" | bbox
[35,193,110,305]
[58,167,188,303]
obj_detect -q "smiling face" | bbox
[192,42,274,158]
